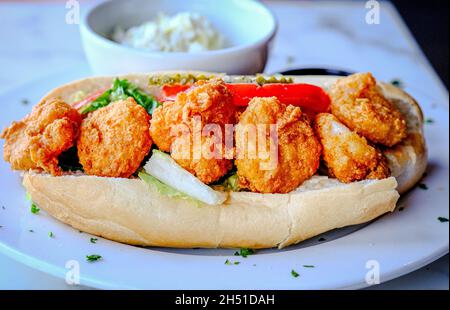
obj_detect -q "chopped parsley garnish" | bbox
[224,259,240,265]
[438,217,449,223]
[30,203,40,214]
[48,232,54,238]
[90,238,98,244]
[291,269,300,278]
[425,118,435,124]
[234,248,255,258]
[21,99,29,105]
[390,79,403,88]
[86,254,102,262]
[418,183,428,190]
[318,237,326,242]
[303,265,315,268]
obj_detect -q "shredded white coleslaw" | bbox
[112,12,225,53]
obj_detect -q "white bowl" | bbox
[80,0,277,75]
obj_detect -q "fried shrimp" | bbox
[180,79,236,124]
[150,79,236,152]
[77,98,152,178]
[170,132,233,184]
[150,79,235,183]
[1,98,81,175]
[235,97,321,193]
[149,100,184,152]
[314,113,390,183]
[329,72,407,147]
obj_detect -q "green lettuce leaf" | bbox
[138,170,198,203]
[220,173,240,191]
[80,78,160,115]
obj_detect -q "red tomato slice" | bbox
[225,83,330,113]
[161,83,330,113]
[161,84,191,99]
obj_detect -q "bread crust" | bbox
[23,173,398,248]
[20,72,426,248]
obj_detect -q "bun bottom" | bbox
[23,173,398,248]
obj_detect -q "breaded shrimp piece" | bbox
[77,98,152,178]
[150,79,236,152]
[235,97,321,193]
[170,132,233,184]
[329,72,407,147]
[149,100,184,152]
[314,113,390,183]
[1,98,82,175]
[150,79,235,183]
[180,79,236,125]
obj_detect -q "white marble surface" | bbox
[0,0,448,289]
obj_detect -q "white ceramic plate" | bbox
[0,69,448,289]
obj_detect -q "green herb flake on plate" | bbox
[30,203,40,214]
[86,254,102,262]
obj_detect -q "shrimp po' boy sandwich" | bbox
[1,72,426,248]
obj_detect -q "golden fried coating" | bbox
[180,79,236,125]
[1,98,81,175]
[235,97,321,193]
[150,79,235,183]
[171,131,233,184]
[314,113,390,183]
[77,98,152,178]
[150,100,184,152]
[329,72,407,147]
[150,79,236,152]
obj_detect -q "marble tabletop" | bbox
[0,0,448,290]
